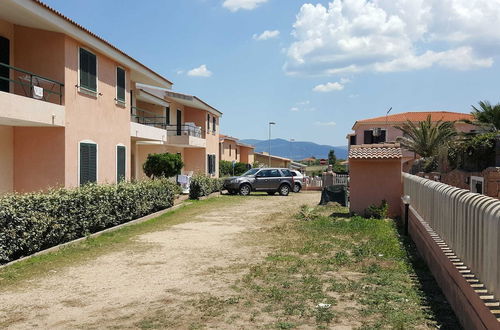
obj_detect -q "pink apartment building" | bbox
[219,135,255,165]
[347,111,475,171]
[0,0,221,194]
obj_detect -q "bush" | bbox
[189,174,223,200]
[0,179,178,264]
[364,200,389,219]
[219,160,249,177]
[448,133,497,172]
[143,153,184,178]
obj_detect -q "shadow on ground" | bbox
[395,218,462,329]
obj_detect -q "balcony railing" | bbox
[131,106,205,138]
[0,62,64,105]
[131,106,167,129]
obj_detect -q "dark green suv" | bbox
[223,168,294,196]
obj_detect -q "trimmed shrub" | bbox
[189,174,223,200]
[0,179,178,264]
[219,160,249,177]
[143,153,184,179]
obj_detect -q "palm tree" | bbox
[471,101,500,131]
[395,115,457,158]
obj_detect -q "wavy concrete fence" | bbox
[403,173,500,298]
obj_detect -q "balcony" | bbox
[130,107,167,142]
[166,124,206,148]
[0,63,65,126]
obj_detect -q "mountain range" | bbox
[240,138,348,160]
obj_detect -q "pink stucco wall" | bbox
[184,107,220,177]
[13,127,65,192]
[220,139,240,163]
[239,145,254,164]
[349,158,403,217]
[0,126,13,193]
[64,36,132,187]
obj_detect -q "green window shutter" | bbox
[116,67,125,102]
[117,146,126,182]
[79,48,97,92]
[80,143,97,185]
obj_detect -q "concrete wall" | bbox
[64,36,131,187]
[0,126,13,193]
[349,158,402,217]
[13,127,65,192]
[405,201,500,329]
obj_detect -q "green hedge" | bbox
[189,174,223,200]
[219,160,249,177]
[0,179,179,264]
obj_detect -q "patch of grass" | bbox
[234,204,459,328]
[0,196,244,289]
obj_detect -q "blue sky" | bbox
[44,0,500,146]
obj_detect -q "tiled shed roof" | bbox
[349,144,402,159]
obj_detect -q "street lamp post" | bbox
[268,122,276,167]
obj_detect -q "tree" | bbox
[143,153,184,179]
[328,150,336,165]
[471,100,500,131]
[395,115,457,158]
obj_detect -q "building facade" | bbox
[219,134,254,165]
[0,0,220,194]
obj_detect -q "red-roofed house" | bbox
[347,111,476,171]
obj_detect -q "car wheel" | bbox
[239,184,251,196]
[293,183,301,193]
[279,184,290,196]
[267,191,276,195]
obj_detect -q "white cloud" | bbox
[290,100,316,112]
[313,82,344,92]
[290,107,300,112]
[187,64,213,77]
[315,121,337,127]
[253,30,280,41]
[223,0,268,12]
[285,0,498,75]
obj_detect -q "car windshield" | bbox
[242,168,260,176]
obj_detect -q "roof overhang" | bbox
[0,0,173,89]
[136,89,170,107]
[164,91,222,117]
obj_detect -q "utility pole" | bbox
[268,122,276,167]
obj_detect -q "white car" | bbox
[290,170,305,193]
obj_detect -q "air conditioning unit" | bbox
[372,128,381,137]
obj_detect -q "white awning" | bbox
[136,89,169,107]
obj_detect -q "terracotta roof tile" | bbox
[355,111,473,126]
[349,144,402,159]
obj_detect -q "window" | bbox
[350,135,357,146]
[212,117,216,133]
[363,129,386,144]
[258,169,281,177]
[79,48,97,92]
[116,145,126,182]
[207,114,210,131]
[207,154,216,175]
[116,67,125,103]
[80,142,97,185]
[165,106,170,125]
[280,169,293,177]
[229,144,232,156]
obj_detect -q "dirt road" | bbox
[0,192,320,329]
